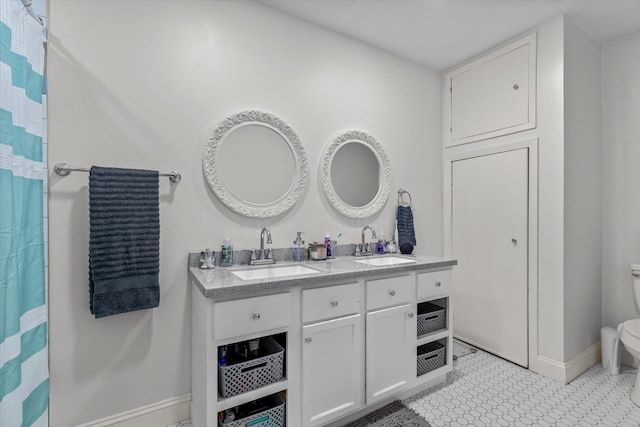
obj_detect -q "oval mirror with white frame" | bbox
[203,110,309,218]
[320,130,392,218]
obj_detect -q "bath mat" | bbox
[345,400,431,426]
[453,338,477,360]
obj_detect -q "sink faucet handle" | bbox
[250,249,259,261]
[266,248,273,259]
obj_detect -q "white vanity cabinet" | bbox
[364,274,415,404]
[444,33,536,147]
[301,282,363,426]
[414,269,453,385]
[191,291,292,427]
[190,257,455,427]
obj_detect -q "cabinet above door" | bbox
[445,33,537,147]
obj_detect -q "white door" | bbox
[302,314,362,426]
[451,148,528,366]
[366,304,414,404]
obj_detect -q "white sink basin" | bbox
[232,265,321,281]
[353,256,416,267]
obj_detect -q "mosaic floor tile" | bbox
[405,348,640,426]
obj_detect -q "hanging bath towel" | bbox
[397,205,416,254]
[88,166,160,318]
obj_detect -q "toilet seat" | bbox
[623,318,640,337]
[621,319,640,359]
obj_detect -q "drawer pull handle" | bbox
[252,313,261,320]
[305,337,312,343]
[408,313,414,319]
[435,281,441,287]
[331,300,339,307]
[513,84,519,90]
[389,290,396,296]
[240,362,268,373]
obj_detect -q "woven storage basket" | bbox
[416,302,446,337]
[417,341,446,376]
[218,337,284,398]
[219,393,285,427]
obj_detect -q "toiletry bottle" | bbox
[324,233,332,257]
[377,230,386,254]
[292,232,305,262]
[219,345,227,367]
[221,238,233,267]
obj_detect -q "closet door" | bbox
[451,148,528,367]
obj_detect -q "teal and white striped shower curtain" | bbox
[0,0,49,426]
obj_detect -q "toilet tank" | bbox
[632,264,640,314]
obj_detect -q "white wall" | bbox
[563,19,602,360]
[46,1,442,425]
[602,32,640,364]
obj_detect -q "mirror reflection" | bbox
[330,142,379,207]
[218,124,295,204]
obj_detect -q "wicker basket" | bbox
[416,302,446,337]
[218,337,284,398]
[219,393,285,427]
[417,341,446,376]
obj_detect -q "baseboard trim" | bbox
[535,342,601,384]
[76,394,191,427]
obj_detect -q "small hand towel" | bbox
[397,205,416,254]
[88,166,160,318]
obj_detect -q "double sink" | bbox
[231,256,416,281]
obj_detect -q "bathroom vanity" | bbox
[189,255,456,427]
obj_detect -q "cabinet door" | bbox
[451,148,528,367]
[366,304,414,404]
[302,314,362,426]
[446,33,536,146]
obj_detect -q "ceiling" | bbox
[260,0,640,70]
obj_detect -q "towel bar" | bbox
[54,163,181,183]
[398,188,412,206]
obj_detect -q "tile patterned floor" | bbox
[405,348,640,426]
[168,348,640,426]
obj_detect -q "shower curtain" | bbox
[0,0,49,426]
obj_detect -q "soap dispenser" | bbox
[292,232,305,262]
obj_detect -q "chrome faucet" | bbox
[260,227,272,250]
[251,227,275,265]
[354,225,377,256]
[361,225,377,246]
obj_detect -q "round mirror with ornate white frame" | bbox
[203,110,309,218]
[320,130,392,218]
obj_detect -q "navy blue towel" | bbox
[88,166,160,318]
[397,205,416,251]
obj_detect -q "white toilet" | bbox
[619,264,640,405]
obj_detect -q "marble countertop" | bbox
[189,254,456,299]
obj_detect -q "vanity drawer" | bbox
[302,282,360,323]
[213,292,291,341]
[417,270,452,300]
[366,275,412,311]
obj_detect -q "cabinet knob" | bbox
[331,300,339,307]
[252,313,261,320]
[513,84,520,90]
[435,281,441,287]
[305,337,312,343]
[389,290,396,296]
[408,313,414,318]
